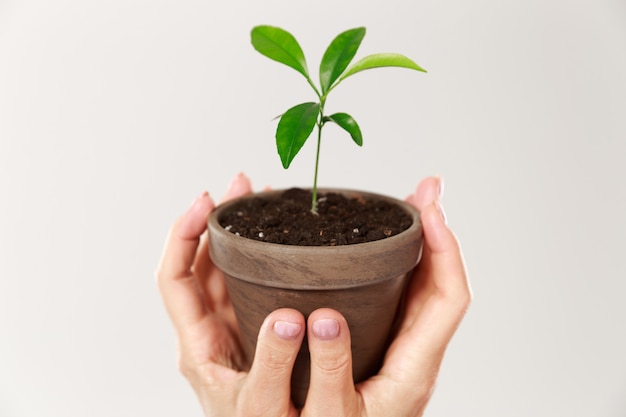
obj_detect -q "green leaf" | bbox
[276,102,320,168]
[251,25,309,78]
[338,53,426,84]
[325,113,363,146]
[319,27,366,94]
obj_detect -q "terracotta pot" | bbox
[208,189,423,408]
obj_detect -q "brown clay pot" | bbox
[207,189,423,408]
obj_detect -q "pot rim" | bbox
[208,188,423,289]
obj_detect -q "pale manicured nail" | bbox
[188,191,208,212]
[435,199,447,224]
[312,319,339,340]
[436,176,445,199]
[227,172,248,195]
[274,321,302,340]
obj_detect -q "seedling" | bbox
[251,25,426,213]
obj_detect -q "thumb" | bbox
[303,308,358,416]
[240,309,305,415]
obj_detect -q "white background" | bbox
[1,0,625,416]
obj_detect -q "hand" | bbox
[156,173,304,417]
[296,177,471,416]
[156,173,471,417]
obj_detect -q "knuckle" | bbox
[447,285,470,305]
[258,345,296,372]
[177,355,194,379]
[463,287,473,308]
[440,277,472,313]
[154,264,170,291]
[313,349,351,375]
[154,266,163,285]
[177,350,204,381]
[456,283,473,312]
[237,404,267,417]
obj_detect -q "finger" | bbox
[219,172,253,204]
[415,200,470,313]
[303,309,358,416]
[240,309,304,416]
[193,173,252,308]
[156,192,215,329]
[194,173,252,314]
[405,199,470,342]
[194,236,233,316]
[363,199,469,415]
[383,199,471,380]
[405,175,443,212]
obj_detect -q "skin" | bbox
[156,173,471,417]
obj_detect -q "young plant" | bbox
[251,25,426,213]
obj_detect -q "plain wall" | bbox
[1,0,625,416]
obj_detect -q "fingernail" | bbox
[227,172,248,195]
[435,199,447,224]
[274,321,302,340]
[196,190,209,201]
[188,191,208,211]
[312,319,339,340]
[436,176,445,199]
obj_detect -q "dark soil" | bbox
[218,188,412,246]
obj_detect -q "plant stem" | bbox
[307,77,335,214]
[311,96,328,214]
[311,121,323,214]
